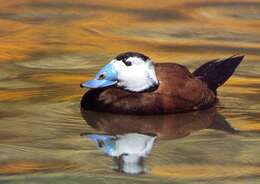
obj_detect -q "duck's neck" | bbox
[117,75,159,92]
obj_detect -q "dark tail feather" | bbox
[192,55,244,93]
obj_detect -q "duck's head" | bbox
[80,52,159,92]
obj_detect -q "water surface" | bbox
[0,0,260,183]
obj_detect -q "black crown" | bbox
[115,52,150,65]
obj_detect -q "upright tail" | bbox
[192,55,244,93]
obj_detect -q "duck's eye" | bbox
[98,73,106,80]
[97,140,104,148]
[122,59,132,66]
[125,61,132,66]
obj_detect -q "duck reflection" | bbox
[81,93,237,174]
[81,108,236,140]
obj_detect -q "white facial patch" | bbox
[111,57,159,92]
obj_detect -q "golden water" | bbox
[0,0,260,183]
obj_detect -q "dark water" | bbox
[0,0,260,183]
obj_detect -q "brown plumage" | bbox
[81,55,244,115]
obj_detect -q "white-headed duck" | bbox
[80,52,244,115]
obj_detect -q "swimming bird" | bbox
[80,52,244,115]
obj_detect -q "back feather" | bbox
[193,55,244,93]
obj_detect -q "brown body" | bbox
[82,63,216,115]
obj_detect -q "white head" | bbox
[80,52,159,92]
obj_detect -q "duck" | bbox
[80,52,244,115]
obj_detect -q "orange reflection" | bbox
[0,90,40,101]
[151,164,260,179]
[32,73,91,85]
[0,0,260,63]
[0,161,72,174]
